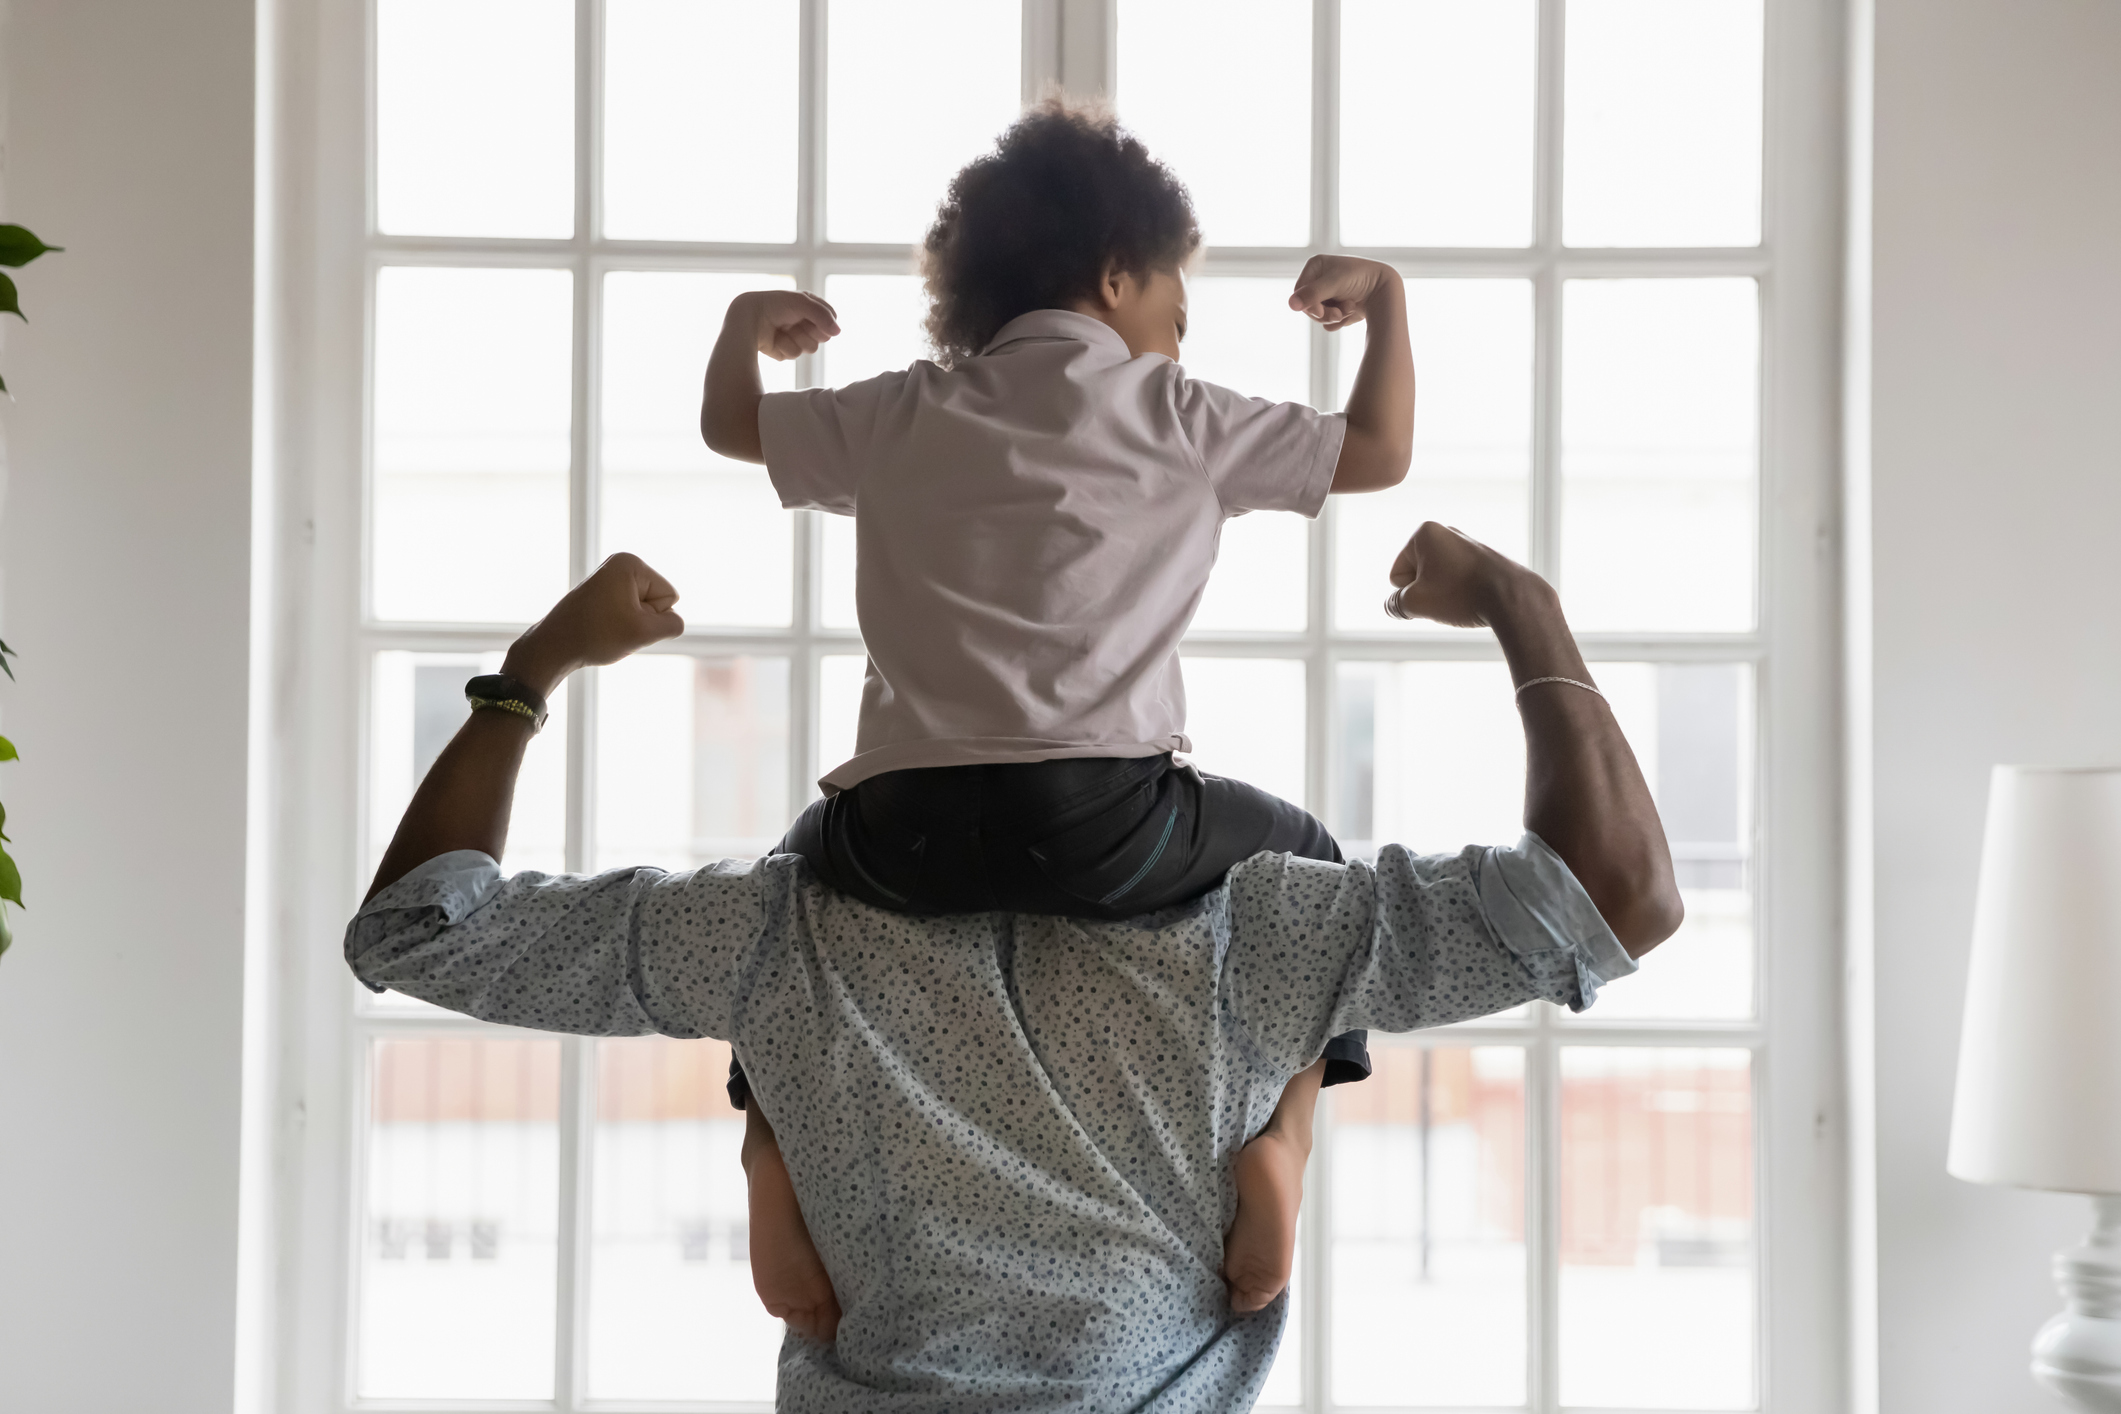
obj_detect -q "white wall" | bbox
[0,2,256,1411]
[1867,0,2121,1410]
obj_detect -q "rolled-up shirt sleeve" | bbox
[344,849,775,1040]
[1222,833,1636,1077]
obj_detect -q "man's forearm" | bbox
[364,710,535,904]
[1486,576,1684,956]
[363,631,578,903]
[361,554,686,905]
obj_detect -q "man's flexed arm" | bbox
[1388,523,1683,955]
[701,290,841,463]
[1224,523,1675,1072]
[364,553,684,904]
[349,552,764,1041]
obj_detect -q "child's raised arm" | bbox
[1289,256,1414,493]
[700,290,841,463]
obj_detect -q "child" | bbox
[701,100,1413,1343]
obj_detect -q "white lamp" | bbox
[1949,765,2121,1410]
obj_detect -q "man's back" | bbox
[751,885,1285,1411]
[349,839,1628,1412]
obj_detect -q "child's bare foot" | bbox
[1223,1123,1305,1313]
[743,1108,843,1345]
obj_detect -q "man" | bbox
[346,523,1682,1413]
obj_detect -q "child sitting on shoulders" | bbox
[701,98,1414,1344]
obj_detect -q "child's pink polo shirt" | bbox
[759,308,1345,792]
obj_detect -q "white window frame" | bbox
[263,1,1849,1409]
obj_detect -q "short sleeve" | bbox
[1172,375,1346,518]
[758,370,910,515]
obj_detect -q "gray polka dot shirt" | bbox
[347,834,1632,1413]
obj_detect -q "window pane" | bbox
[1579,663,1753,1020]
[369,651,569,882]
[1335,279,1531,632]
[358,1037,561,1398]
[377,0,573,237]
[818,273,930,387]
[1560,1048,1756,1409]
[1560,278,1757,632]
[595,654,792,871]
[1118,0,1311,247]
[603,0,799,242]
[373,267,573,624]
[585,1037,781,1399]
[1181,276,1312,632]
[1340,0,1536,247]
[1180,276,1311,405]
[1197,514,1309,633]
[1333,1046,1526,1406]
[817,653,868,791]
[821,515,859,630]
[602,271,796,628]
[1563,0,1763,246]
[826,0,1021,244]
[1333,660,1522,856]
[1179,657,1306,808]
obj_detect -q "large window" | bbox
[322,1,1836,1409]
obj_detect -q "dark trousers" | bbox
[728,753,1371,1108]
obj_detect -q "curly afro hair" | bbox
[920,98,1200,366]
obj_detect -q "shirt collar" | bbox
[980,308,1135,360]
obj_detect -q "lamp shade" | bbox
[1948,765,2121,1193]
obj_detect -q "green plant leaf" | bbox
[0,272,21,322]
[0,797,9,840]
[0,637,14,680]
[0,737,16,762]
[0,843,22,909]
[0,903,12,960]
[0,225,59,268]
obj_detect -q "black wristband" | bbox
[464,673,550,734]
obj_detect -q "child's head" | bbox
[922,98,1200,366]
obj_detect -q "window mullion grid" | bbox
[1530,0,1564,592]
[1531,260,1562,594]
[556,0,600,1407]
[1304,4,1338,1409]
[555,1026,592,1413]
[1531,1004,1561,1414]
[1022,0,1063,101]
[1527,8,1564,1400]
[793,0,828,819]
[800,0,825,252]
[349,9,1784,1409]
[1304,0,1336,833]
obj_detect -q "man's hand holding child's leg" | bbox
[741,1104,843,1346]
[1224,1058,1328,1314]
